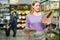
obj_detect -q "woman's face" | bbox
[33,2,40,12]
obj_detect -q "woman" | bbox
[24,1,54,40]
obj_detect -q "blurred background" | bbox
[0,0,60,40]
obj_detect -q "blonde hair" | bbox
[30,1,40,13]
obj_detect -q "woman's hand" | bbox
[24,28,36,35]
[24,28,30,35]
[41,17,51,25]
[44,18,51,25]
[41,12,54,25]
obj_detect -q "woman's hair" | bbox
[30,1,40,13]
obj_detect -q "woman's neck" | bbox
[33,11,40,16]
[34,11,39,14]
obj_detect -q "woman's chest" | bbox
[29,16,42,23]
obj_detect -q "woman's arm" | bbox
[26,15,30,28]
[24,15,30,34]
[41,12,54,32]
[41,12,54,25]
[24,15,36,34]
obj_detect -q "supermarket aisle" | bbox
[0,30,28,40]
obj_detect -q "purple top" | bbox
[26,13,46,31]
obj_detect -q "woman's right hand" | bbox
[24,28,30,35]
[41,18,52,25]
[24,28,36,35]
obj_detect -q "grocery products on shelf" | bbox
[40,0,60,40]
[10,4,30,28]
[50,2,59,9]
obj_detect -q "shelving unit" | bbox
[0,4,10,24]
[40,0,60,40]
[0,2,10,30]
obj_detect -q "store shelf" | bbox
[0,4,10,27]
[41,1,60,40]
[50,1,59,9]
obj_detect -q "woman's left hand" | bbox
[45,18,52,25]
[41,18,52,25]
[41,12,54,25]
